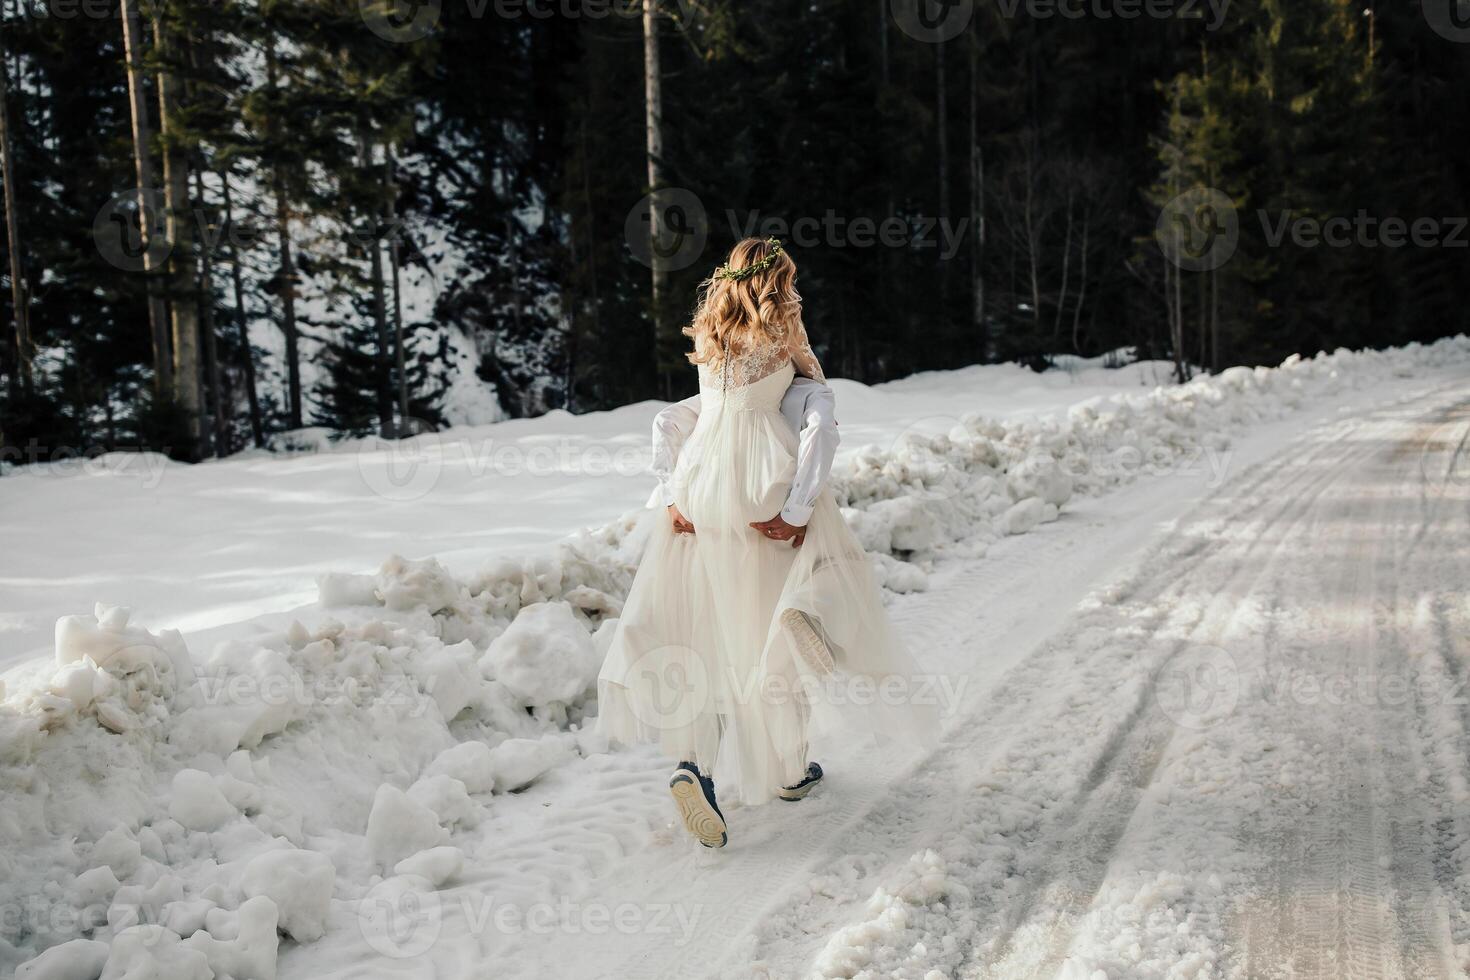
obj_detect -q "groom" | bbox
[648,375,839,547]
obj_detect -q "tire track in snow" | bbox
[765,387,1468,980]
[1389,399,1470,974]
[968,410,1390,980]
[1224,393,1470,980]
[733,398,1392,979]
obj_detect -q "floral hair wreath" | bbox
[713,237,785,282]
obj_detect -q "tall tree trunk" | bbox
[507,219,525,409]
[1071,211,1089,353]
[935,38,951,318]
[572,110,602,414]
[1197,262,1207,369]
[0,53,30,395]
[877,0,889,88]
[1209,265,1220,372]
[220,171,262,447]
[193,171,227,455]
[969,35,986,362]
[360,132,393,436]
[642,0,670,397]
[1171,256,1186,383]
[1053,186,1073,341]
[272,186,301,428]
[1023,148,1041,336]
[266,45,302,429]
[385,145,409,429]
[877,0,894,378]
[936,41,949,224]
[120,0,170,394]
[154,9,202,454]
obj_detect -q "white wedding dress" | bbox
[597,327,937,805]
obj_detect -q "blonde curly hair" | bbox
[683,238,803,366]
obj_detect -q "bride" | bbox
[597,237,936,848]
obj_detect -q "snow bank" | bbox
[2,336,1465,975]
[0,545,629,976]
[827,339,1470,569]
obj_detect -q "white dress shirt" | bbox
[648,377,839,527]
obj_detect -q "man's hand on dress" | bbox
[668,505,695,535]
[750,515,807,548]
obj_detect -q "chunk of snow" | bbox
[871,554,929,593]
[14,939,109,980]
[48,659,112,711]
[482,602,598,706]
[998,497,1055,536]
[486,736,572,792]
[423,741,496,794]
[53,605,192,703]
[168,769,237,832]
[375,555,460,613]
[107,876,184,933]
[315,571,379,608]
[865,497,942,553]
[241,848,336,944]
[1006,453,1074,507]
[88,827,142,878]
[67,866,120,909]
[160,898,217,939]
[366,784,446,871]
[181,896,280,979]
[100,926,212,980]
[393,846,464,887]
[408,774,478,829]
[406,641,479,722]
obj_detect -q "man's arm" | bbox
[779,379,839,527]
[649,395,701,507]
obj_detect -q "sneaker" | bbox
[669,762,727,848]
[781,608,836,675]
[779,762,824,802]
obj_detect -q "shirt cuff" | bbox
[780,501,814,527]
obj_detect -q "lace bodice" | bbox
[697,323,826,392]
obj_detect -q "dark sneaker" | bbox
[781,608,836,675]
[669,762,727,848]
[779,762,824,802]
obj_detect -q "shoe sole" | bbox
[669,772,728,848]
[781,608,835,675]
[779,775,823,802]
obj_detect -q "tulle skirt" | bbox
[597,397,938,805]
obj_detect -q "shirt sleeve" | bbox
[651,395,701,507]
[787,322,826,382]
[780,381,839,527]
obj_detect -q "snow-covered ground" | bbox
[1,341,1467,979]
[0,354,1182,673]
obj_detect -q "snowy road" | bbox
[273,377,1470,980]
[607,385,1470,980]
[742,383,1470,980]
